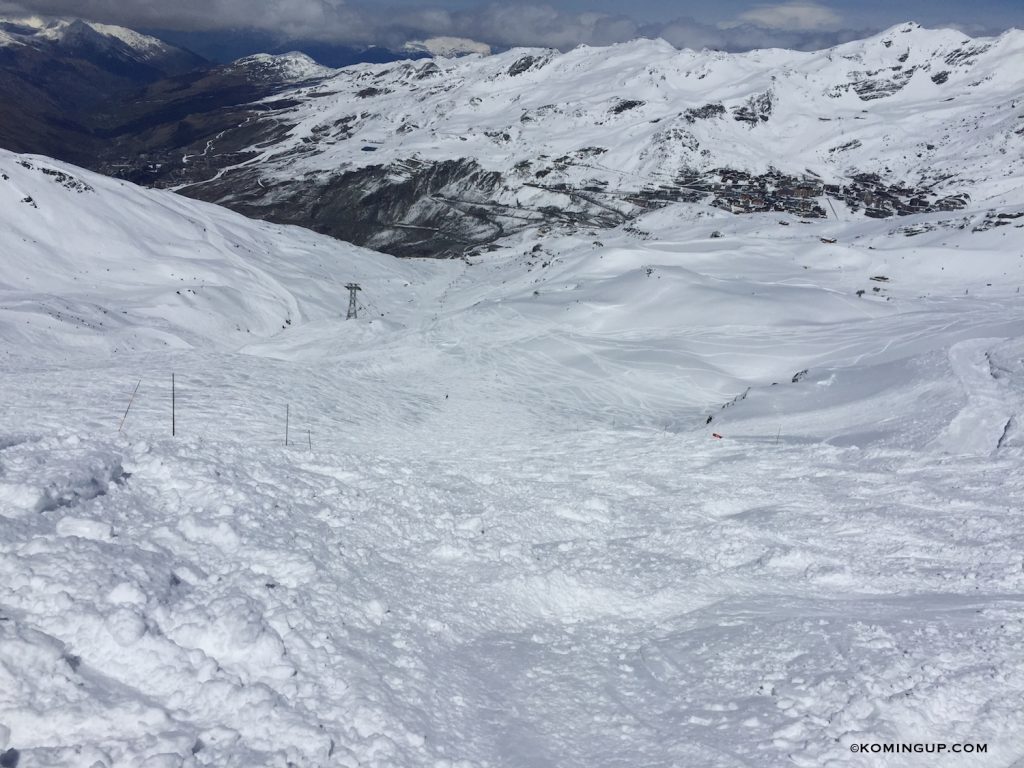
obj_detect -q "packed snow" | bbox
[2,132,1024,768]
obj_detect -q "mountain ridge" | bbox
[1,19,1022,258]
[147,22,1024,256]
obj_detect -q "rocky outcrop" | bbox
[733,92,773,124]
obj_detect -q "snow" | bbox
[233,52,336,81]
[3,106,1024,768]
[86,22,171,58]
[215,24,1024,215]
[0,16,173,59]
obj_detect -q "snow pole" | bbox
[776,426,781,445]
[119,379,141,433]
[172,373,176,437]
[285,404,290,447]
[307,429,312,451]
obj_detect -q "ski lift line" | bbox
[585,160,677,182]
[360,295,386,316]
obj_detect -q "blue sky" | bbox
[5,0,1023,50]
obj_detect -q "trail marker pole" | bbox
[775,426,781,446]
[307,429,312,451]
[285,404,290,446]
[172,373,176,436]
[345,283,362,320]
[119,379,141,433]
[824,194,840,220]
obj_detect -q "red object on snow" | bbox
[712,433,723,439]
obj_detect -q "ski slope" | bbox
[2,148,1024,767]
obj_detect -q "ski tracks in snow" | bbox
[935,338,1024,454]
[2,428,1024,766]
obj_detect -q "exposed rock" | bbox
[684,103,725,122]
[733,91,773,124]
[507,55,546,77]
[830,67,916,100]
[945,44,991,67]
[829,139,862,153]
[972,209,1024,232]
[610,99,645,114]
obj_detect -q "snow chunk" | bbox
[0,482,40,518]
[105,607,147,646]
[106,581,147,606]
[55,516,113,540]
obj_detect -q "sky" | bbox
[2,0,1022,52]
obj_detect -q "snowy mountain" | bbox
[87,22,1022,257]
[4,21,1021,258]
[0,16,207,162]
[3,133,1024,765]
[403,36,493,57]
[0,148,422,356]
[0,16,205,78]
[228,51,337,83]
[0,16,197,66]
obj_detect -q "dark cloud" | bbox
[0,0,983,52]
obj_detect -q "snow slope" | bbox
[2,148,1024,766]
[0,151,433,355]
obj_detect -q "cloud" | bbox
[3,0,357,37]
[0,0,886,52]
[644,16,863,52]
[731,2,842,31]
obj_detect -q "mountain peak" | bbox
[1,16,167,55]
[232,51,335,81]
